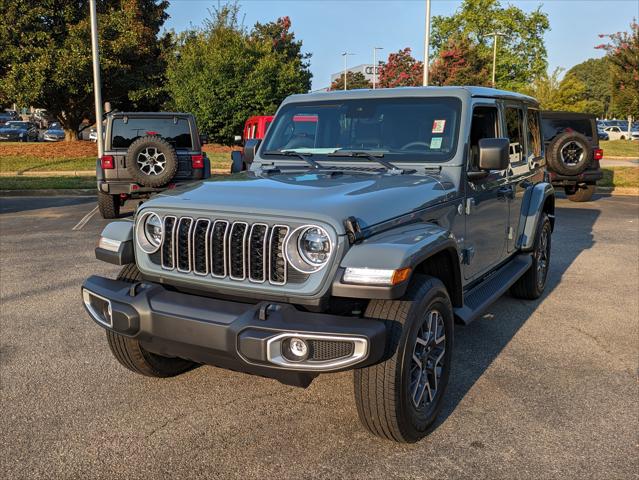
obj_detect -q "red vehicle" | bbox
[231,114,318,172]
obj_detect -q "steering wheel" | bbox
[400,141,430,151]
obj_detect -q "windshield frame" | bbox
[260,96,463,165]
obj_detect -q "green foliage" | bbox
[0,0,171,140]
[523,68,589,112]
[330,71,372,91]
[431,0,549,91]
[565,58,612,117]
[166,4,312,144]
[377,48,423,88]
[596,20,639,117]
[430,35,490,86]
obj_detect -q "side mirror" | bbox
[243,138,261,165]
[478,138,510,171]
[233,135,243,145]
[230,150,244,173]
[199,134,208,145]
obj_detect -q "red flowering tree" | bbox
[595,20,639,117]
[430,36,490,86]
[377,48,423,88]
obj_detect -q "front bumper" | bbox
[81,275,387,387]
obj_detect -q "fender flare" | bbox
[333,223,463,303]
[517,182,555,251]
[95,220,135,265]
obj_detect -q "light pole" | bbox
[423,0,431,86]
[372,47,383,89]
[342,52,355,90]
[89,0,104,157]
[488,32,507,88]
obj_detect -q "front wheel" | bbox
[353,276,454,443]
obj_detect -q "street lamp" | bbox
[89,0,104,157]
[487,32,507,88]
[342,52,355,90]
[372,47,383,89]
[423,0,431,86]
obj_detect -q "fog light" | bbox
[282,337,309,362]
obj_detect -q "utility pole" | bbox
[373,47,383,89]
[488,32,507,88]
[423,0,431,86]
[89,0,104,157]
[342,52,354,90]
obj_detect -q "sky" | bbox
[165,0,639,90]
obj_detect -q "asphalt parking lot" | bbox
[1,194,637,479]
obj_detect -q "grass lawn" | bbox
[600,140,639,158]
[0,176,97,190]
[600,167,639,189]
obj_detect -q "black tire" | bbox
[547,132,591,175]
[510,213,552,300]
[97,191,120,219]
[105,264,196,378]
[353,276,454,443]
[566,184,595,202]
[125,135,178,187]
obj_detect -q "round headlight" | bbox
[285,225,332,273]
[135,211,163,254]
[299,227,331,265]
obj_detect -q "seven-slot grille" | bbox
[160,216,290,285]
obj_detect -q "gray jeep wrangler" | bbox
[82,87,554,443]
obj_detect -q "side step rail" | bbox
[454,254,532,325]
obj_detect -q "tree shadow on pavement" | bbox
[435,203,601,426]
[0,196,95,214]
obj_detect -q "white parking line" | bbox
[72,206,98,231]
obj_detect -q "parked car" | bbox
[43,122,65,142]
[96,112,210,219]
[4,109,20,120]
[231,114,318,172]
[0,121,38,142]
[597,128,609,141]
[89,128,98,142]
[0,113,13,126]
[603,125,636,140]
[83,87,555,443]
[541,111,603,202]
[31,109,52,129]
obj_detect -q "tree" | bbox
[523,68,588,112]
[377,48,423,88]
[166,5,312,144]
[565,58,612,117]
[330,71,372,91]
[0,0,171,140]
[596,20,639,118]
[430,36,490,86]
[431,0,549,91]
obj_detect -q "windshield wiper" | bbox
[263,150,322,170]
[327,151,405,174]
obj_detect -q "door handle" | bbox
[497,186,514,199]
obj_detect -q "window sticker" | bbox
[430,137,443,149]
[432,119,446,134]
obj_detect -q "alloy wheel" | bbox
[137,147,167,175]
[409,309,446,410]
[560,141,584,166]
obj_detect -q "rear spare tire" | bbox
[547,132,591,175]
[125,135,178,187]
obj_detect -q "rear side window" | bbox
[505,107,524,164]
[541,117,593,143]
[111,118,192,149]
[526,109,542,159]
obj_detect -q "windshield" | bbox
[261,97,461,162]
[6,122,27,129]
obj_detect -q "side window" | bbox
[526,109,542,159]
[505,107,524,164]
[469,106,499,168]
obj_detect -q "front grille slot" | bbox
[229,222,248,280]
[192,219,210,275]
[159,216,294,285]
[176,217,193,272]
[161,216,177,269]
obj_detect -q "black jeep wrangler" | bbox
[96,112,210,218]
[541,111,603,202]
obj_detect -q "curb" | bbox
[603,156,639,161]
[0,188,96,197]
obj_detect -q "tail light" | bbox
[191,154,204,169]
[594,148,603,161]
[100,155,114,169]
